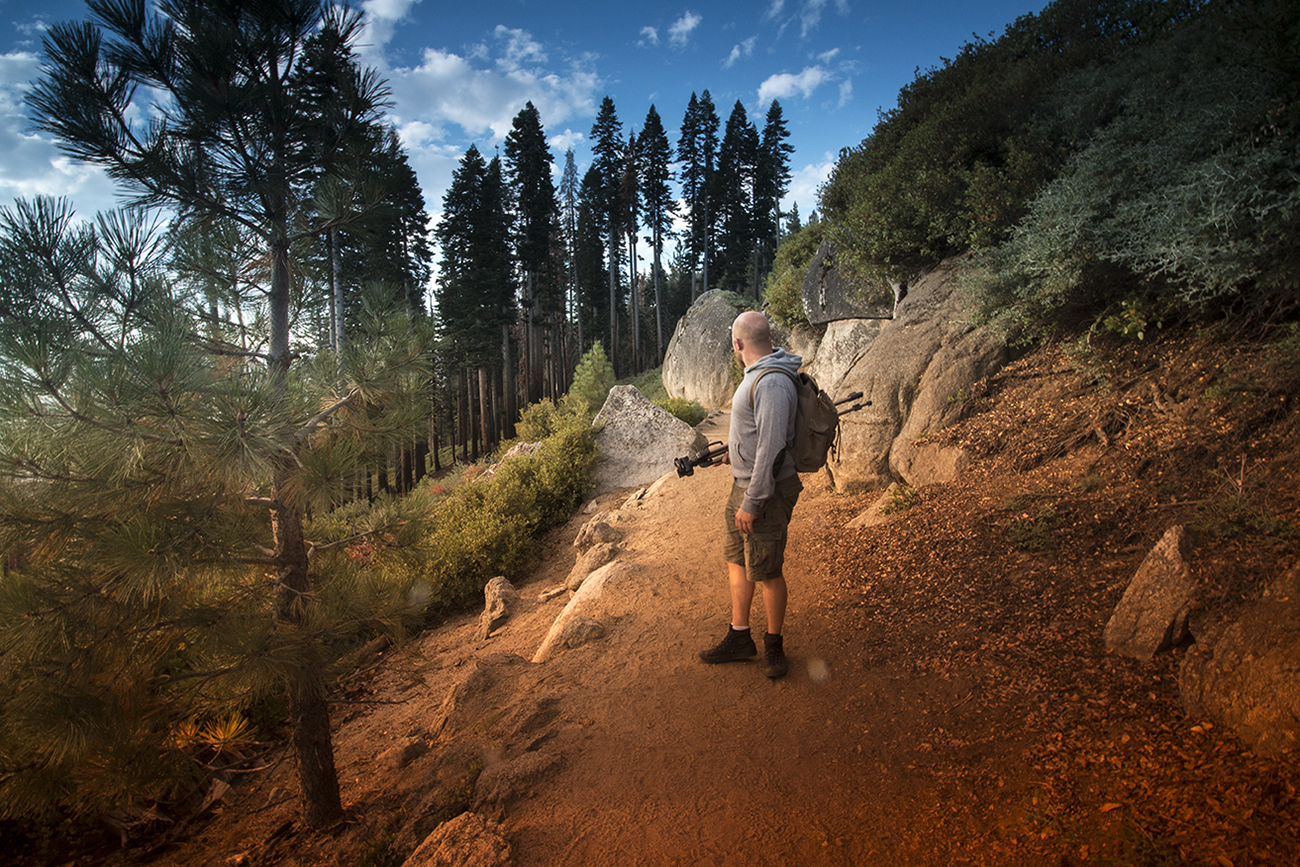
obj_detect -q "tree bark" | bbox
[272,492,343,828]
[270,229,344,828]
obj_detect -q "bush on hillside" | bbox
[379,416,597,615]
[656,396,708,427]
[966,4,1300,334]
[568,342,616,416]
[819,0,1298,328]
[764,220,824,329]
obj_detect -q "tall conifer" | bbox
[716,100,759,294]
[589,97,624,373]
[639,105,676,360]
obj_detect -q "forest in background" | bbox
[0,0,1296,843]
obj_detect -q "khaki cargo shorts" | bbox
[723,474,803,582]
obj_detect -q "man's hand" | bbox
[735,506,756,534]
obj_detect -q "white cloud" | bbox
[758,66,830,102]
[357,0,423,63]
[797,0,851,39]
[838,79,853,107]
[817,48,840,64]
[668,12,702,48]
[549,128,586,156]
[639,26,660,47]
[382,38,600,147]
[493,25,547,71]
[764,0,786,20]
[724,36,757,70]
[0,51,120,217]
[784,154,836,215]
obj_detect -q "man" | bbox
[699,310,803,679]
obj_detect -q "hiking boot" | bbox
[764,633,789,679]
[699,627,756,664]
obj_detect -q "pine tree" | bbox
[504,102,560,404]
[716,100,760,294]
[639,105,676,362]
[678,91,720,297]
[590,97,625,374]
[756,99,794,294]
[435,145,514,457]
[621,129,641,371]
[575,166,609,358]
[559,148,582,355]
[25,0,405,827]
[0,195,435,827]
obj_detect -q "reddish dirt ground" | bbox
[14,327,1300,866]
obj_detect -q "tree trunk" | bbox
[462,369,473,465]
[478,366,492,454]
[331,227,344,354]
[271,491,343,829]
[608,225,619,377]
[501,324,516,441]
[269,231,343,828]
[653,240,664,364]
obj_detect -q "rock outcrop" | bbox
[801,239,899,323]
[820,259,1008,493]
[400,811,512,867]
[658,257,1007,495]
[590,386,707,494]
[1180,562,1300,756]
[1104,525,1197,660]
[661,290,745,408]
[477,577,519,641]
[532,559,644,663]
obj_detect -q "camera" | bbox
[674,441,728,477]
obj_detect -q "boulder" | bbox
[477,577,519,640]
[533,560,645,663]
[821,259,1008,493]
[401,811,512,867]
[802,239,900,323]
[573,515,622,552]
[662,290,745,408]
[590,386,708,495]
[564,541,622,591]
[1180,563,1300,756]
[1104,525,1197,660]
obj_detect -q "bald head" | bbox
[731,310,772,348]
[731,310,774,367]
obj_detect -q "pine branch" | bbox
[294,387,361,443]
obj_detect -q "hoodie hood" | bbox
[746,346,803,376]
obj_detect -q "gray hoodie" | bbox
[728,347,803,514]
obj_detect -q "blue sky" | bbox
[1,0,1046,249]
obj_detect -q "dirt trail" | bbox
[66,334,1300,867]
[175,413,981,867]
[314,410,1025,867]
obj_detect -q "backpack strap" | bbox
[747,367,798,408]
[747,368,799,475]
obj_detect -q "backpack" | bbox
[749,367,843,474]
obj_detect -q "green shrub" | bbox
[880,484,920,515]
[395,419,598,616]
[568,342,616,416]
[1005,504,1060,552]
[655,397,707,427]
[764,220,824,329]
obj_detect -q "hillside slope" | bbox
[23,327,1300,867]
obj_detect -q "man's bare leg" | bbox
[728,561,754,628]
